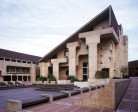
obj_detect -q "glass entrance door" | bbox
[82,62,89,81]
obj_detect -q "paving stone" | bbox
[134,94,138,101]
[128,86,135,88]
[70,106,92,112]
[41,104,66,112]
[102,110,114,112]
[87,109,101,112]
[124,94,133,100]
[135,89,138,93]
[131,101,138,112]
[29,103,59,112]
[118,100,131,111]
[126,88,134,94]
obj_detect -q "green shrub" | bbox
[38,76,47,82]
[112,76,121,79]
[95,71,108,79]
[67,75,79,82]
[120,66,129,78]
[48,74,57,82]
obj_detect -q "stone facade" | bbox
[0,49,41,83]
[39,6,128,82]
[0,59,40,83]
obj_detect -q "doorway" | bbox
[82,62,89,81]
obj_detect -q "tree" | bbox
[120,66,129,78]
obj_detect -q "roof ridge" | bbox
[0,48,41,58]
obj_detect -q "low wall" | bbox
[74,82,90,88]
[72,79,131,111]
[57,80,71,84]
[89,78,110,86]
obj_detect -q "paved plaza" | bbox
[0,78,138,112]
[0,87,65,109]
[25,78,138,112]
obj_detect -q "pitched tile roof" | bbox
[0,48,41,63]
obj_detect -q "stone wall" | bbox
[59,67,68,80]
[72,79,131,110]
[0,60,39,82]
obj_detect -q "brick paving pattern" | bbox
[25,92,114,112]
[117,77,138,112]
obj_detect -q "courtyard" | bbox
[0,78,137,112]
[0,87,67,109]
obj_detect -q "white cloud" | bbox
[0,34,67,57]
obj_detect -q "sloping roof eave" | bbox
[40,5,118,62]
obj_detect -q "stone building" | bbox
[129,60,138,77]
[39,6,128,82]
[0,49,41,82]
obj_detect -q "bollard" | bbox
[41,94,53,102]
[60,90,71,97]
[7,99,22,112]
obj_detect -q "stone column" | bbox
[30,64,36,83]
[39,62,51,77]
[51,58,67,80]
[52,63,59,80]
[67,42,79,77]
[88,43,98,79]
[86,35,100,81]
[45,62,51,77]
[79,33,100,81]
[39,63,46,76]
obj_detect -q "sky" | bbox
[0,0,138,61]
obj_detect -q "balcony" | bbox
[79,27,119,44]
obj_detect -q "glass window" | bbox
[83,62,89,75]
[6,66,30,74]
[18,76,22,81]
[12,76,17,81]
[83,68,87,74]
[83,62,88,67]
[23,76,27,81]
[4,76,11,81]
